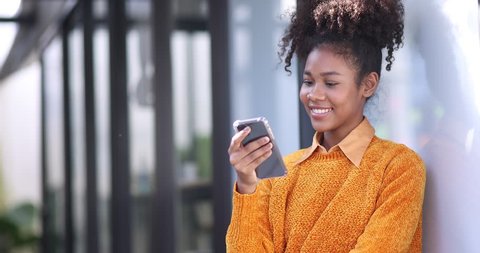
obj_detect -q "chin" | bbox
[310,120,332,133]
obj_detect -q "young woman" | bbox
[226,0,426,252]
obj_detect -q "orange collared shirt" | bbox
[294,117,375,168]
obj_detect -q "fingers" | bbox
[242,145,273,172]
[236,142,273,170]
[229,139,273,177]
[229,127,251,153]
[229,136,271,166]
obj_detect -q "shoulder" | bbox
[282,148,309,168]
[368,136,423,163]
[367,136,426,180]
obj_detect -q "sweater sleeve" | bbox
[350,148,426,253]
[226,179,274,253]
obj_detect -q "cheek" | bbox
[299,88,309,105]
[331,88,357,104]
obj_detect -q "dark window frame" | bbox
[36,1,303,253]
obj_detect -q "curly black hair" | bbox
[279,0,404,81]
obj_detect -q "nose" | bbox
[308,84,326,101]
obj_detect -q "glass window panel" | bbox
[173,0,208,19]
[0,23,17,68]
[43,36,65,253]
[93,0,111,252]
[171,30,213,253]
[68,27,86,253]
[375,0,480,251]
[127,1,154,252]
[0,61,42,251]
[94,26,111,253]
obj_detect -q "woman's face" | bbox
[300,45,373,141]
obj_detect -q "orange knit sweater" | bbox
[226,136,426,252]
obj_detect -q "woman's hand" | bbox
[228,127,273,194]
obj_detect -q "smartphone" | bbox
[233,117,287,179]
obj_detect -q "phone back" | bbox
[234,118,287,179]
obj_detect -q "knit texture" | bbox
[226,136,426,252]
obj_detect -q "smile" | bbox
[311,108,333,114]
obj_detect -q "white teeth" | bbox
[312,108,332,114]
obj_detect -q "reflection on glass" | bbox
[93,0,111,252]
[43,37,65,253]
[368,0,480,251]
[94,26,111,253]
[172,30,213,253]
[410,1,480,252]
[127,1,154,250]
[69,27,86,253]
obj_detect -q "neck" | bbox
[321,116,364,151]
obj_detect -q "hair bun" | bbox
[280,0,404,72]
[313,0,403,49]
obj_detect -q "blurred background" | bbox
[0,0,478,253]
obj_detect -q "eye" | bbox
[325,82,338,87]
[302,79,314,86]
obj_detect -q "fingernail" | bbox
[243,127,250,132]
[263,137,270,142]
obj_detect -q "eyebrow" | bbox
[303,70,342,77]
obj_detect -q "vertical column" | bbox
[40,58,51,253]
[150,0,177,252]
[209,0,232,252]
[82,0,99,252]
[62,20,74,253]
[108,0,131,252]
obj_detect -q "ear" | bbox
[360,72,379,98]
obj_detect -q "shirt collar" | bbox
[294,117,375,168]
